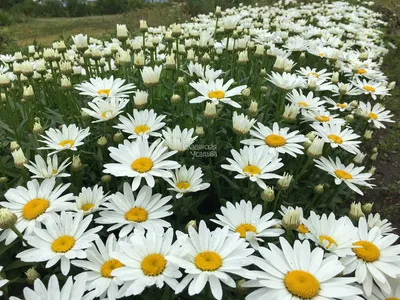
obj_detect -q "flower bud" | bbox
[97,136,108,147]
[139,20,148,32]
[282,208,301,230]
[134,90,148,109]
[0,208,17,229]
[0,177,9,183]
[12,148,27,168]
[101,174,112,183]
[314,184,324,195]
[25,267,41,285]
[10,141,20,152]
[117,24,129,40]
[23,85,35,101]
[32,119,44,134]
[331,72,339,84]
[241,87,251,98]
[187,91,196,99]
[307,137,324,159]
[362,203,374,215]
[185,220,197,232]
[204,102,217,119]
[236,279,247,295]
[353,152,366,165]
[344,114,354,123]
[248,100,258,117]
[388,81,396,90]
[277,173,293,190]
[349,202,364,221]
[177,77,185,86]
[363,130,373,140]
[71,155,83,172]
[113,131,124,143]
[171,94,181,104]
[260,86,269,93]
[195,126,205,137]
[370,153,377,161]
[261,186,275,202]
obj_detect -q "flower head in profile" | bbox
[75,76,135,99]
[24,154,71,179]
[241,122,307,157]
[75,185,107,215]
[221,145,283,189]
[314,156,374,195]
[141,65,162,86]
[17,211,102,275]
[189,78,247,108]
[165,166,210,199]
[267,72,305,90]
[81,97,129,123]
[103,137,180,191]
[38,124,90,155]
[212,200,284,249]
[162,126,198,152]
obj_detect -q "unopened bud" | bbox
[25,267,41,285]
[10,141,20,152]
[195,126,205,137]
[362,203,374,215]
[314,184,324,195]
[97,136,108,147]
[349,202,364,221]
[113,132,124,143]
[101,174,112,183]
[277,173,293,190]
[12,148,27,168]
[71,155,83,172]
[0,208,17,229]
[261,187,275,202]
[185,220,197,232]
[171,94,181,104]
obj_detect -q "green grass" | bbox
[3,3,187,48]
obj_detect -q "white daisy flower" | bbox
[189,78,247,108]
[0,178,74,245]
[17,211,102,275]
[38,124,91,155]
[113,109,166,139]
[162,126,198,152]
[325,97,352,112]
[212,200,284,249]
[141,65,162,86]
[286,89,325,111]
[367,213,395,236]
[20,273,87,300]
[314,156,374,195]
[75,76,135,99]
[369,278,400,300]
[24,154,71,179]
[266,71,305,90]
[359,101,394,129]
[302,212,357,257]
[302,108,346,125]
[232,111,256,135]
[172,221,256,300]
[81,97,129,123]
[331,82,362,97]
[279,205,309,239]
[297,67,332,80]
[75,185,107,215]
[103,137,180,191]
[165,166,210,199]
[72,234,127,300]
[341,217,400,296]
[0,266,7,297]
[241,122,307,157]
[111,228,182,296]
[221,145,283,189]
[311,123,361,154]
[243,237,363,299]
[95,183,172,237]
[353,78,390,100]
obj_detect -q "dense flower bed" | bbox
[0,1,399,299]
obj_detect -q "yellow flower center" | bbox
[337,103,347,109]
[100,259,124,278]
[284,270,320,298]
[235,223,257,238]
[297,224,310,234]
[265,134,286,147]
[22,198,50,220]
[194,251,223,271]
[334,169,353,180]
[208,90,225,99]
[134,125,150,135]
[369,112,378,120]
[319,235,337,249]
[100,110,113,118]
[141,254,167,276]
[51,235,75,253]
[314,115,330,122]
[97,89,111,96]
[125,207,148,222]
[318,52,324,57]
[387,298,400,300]
[131,157,153,173]
[357,69,367,75]
[298,101,309,107]
[353,240,380,262]
[363,85,376,92]
[308,72,320,78]
[328,134,343,144]
[176,181,191,190]
[52,169,57,175]
[243,165,261,175]
[58,139,75,148]
[81,203,94,211]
